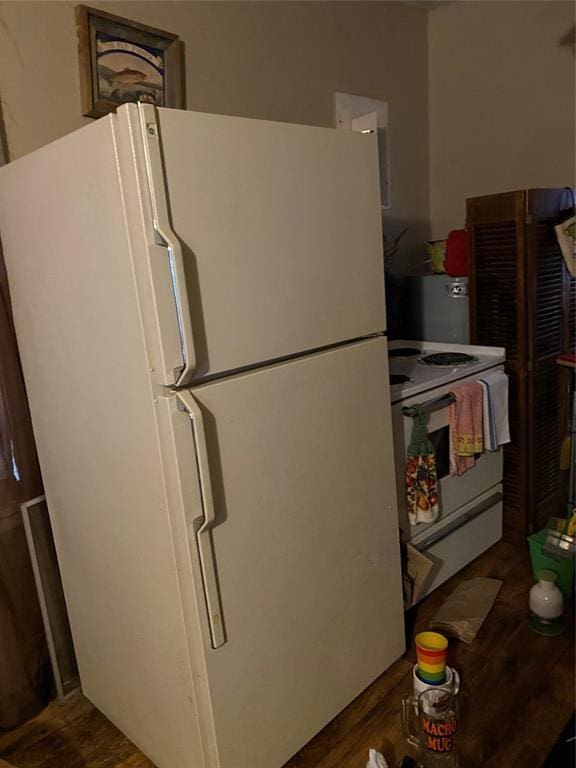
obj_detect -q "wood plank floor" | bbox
[0,540,573,768]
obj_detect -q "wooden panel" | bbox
[469,220,520,357]
[532,221,567,360]
[467,188,572,536]
[557,366,572,518]
[467,190,523,224]
[530,361,563,530]
[532,362,562,501]
[468,190,526,366]
[502,366,525,538]
[468,191,527,537]
[566,270,576,350]
[567,263,576,351]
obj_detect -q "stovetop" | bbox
[419,351,478,367]
[388,340,505,403]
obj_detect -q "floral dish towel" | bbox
[406,404,439,525]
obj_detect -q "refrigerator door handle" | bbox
[177,391,226,649]
[138,103,196,387]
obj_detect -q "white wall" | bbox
[0,1,430,265]
[429,1,576,238]
[2,2,573,267]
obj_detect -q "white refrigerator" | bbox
[0,104,404,768]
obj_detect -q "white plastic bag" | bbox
[366,749,388,768]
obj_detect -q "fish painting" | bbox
[96,41,164,106]
[77,6,181,118]
[109,67,148,86]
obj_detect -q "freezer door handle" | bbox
[139,103,196,387]
[177,391,226,649]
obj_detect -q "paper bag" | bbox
[429,577,502,643]
[403,543,435,606]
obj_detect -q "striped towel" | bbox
[479,370,510,451]
[449,381,484,476]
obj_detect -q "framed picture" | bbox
[76,5,183,118]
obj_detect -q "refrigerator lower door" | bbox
[170,337,404,768]
[125,105,386,382]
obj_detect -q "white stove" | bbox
[388,340,505,606]
[388,340,505,403]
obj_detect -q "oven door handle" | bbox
[414,491,503,551]
[403,393,456,419]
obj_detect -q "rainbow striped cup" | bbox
[415,631,448,684]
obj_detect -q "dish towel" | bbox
[479,370,510,451]
[449,382,484,476]
[406,405,439,525]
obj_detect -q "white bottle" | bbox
[529,569,564,636]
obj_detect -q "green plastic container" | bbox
[528,528,575,598]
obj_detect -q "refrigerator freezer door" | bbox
[173,337,404,768]
[133,106,386,382]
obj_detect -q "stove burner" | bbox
[390,373,412,385]
[389,347,421,359]
[419,352,478,367]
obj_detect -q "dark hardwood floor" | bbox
[0,540,573,768]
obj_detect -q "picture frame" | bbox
[75,5,184,118]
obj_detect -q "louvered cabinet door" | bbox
[530,220,566,358]
[529,360,563,530]
[528,188,575,359]
[468,190,528,538]
[559,192,575,521]
[526,192,574,531]
[468,188,574,537]
[502,368,526,537]
[468,191,526,361]
[569,277,576,351]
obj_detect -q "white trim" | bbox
[20,495,80,700]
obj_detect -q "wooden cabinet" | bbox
[467,188,575,537]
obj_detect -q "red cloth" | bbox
[557,353,576,367]
[445,229,469,276]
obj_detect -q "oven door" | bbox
[410,486,503,601]
[393,378,503,537]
